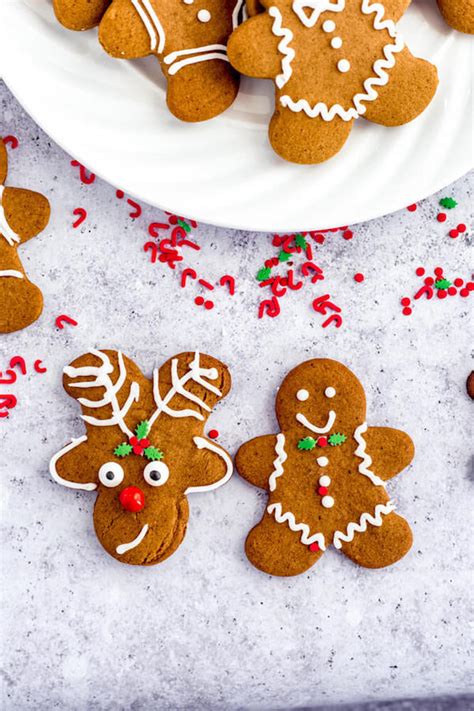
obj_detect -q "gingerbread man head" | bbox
[53,0,111,30]
[50,349,233,565]
[0,139,50,333]
[98,0,244,121]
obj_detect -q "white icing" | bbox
[130,0,165,53]
[296,409,336,433]
[292,0,344,28]
[64,350,139,437]
[197,9,211,21]
[296,388,309,401]
[321,495,334,508]
[317,456,329,467]
[268,7,295,89]
[149,351,222,424]
[98,462,125,488]
[325,386,336,398]
[144,461,169,486]
[0,186,20,247]
[232,0,246,28]
[353,422,386,487]
[49,436,97,491]
[331,36,342,48]
[337,58,350,72]
[185,437,233,493]
[322,19,336,31]
[184,0,194,4]
[319,474,331,486]
[268,433,287,491]
[333,500,395,548]
[267,502,326,550]
[166,50,229,75]
[0,270,23,278]
[116,523,149,555]
[278,0,405,121]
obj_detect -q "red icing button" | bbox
[309,542,320,552]
[318,486,328,496]
[119,486,145,512]
[317,437,328,447]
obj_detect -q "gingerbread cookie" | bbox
[0,140,51,334]
[50,350,233,566]
[98,0,245,122]
[227,0,438,163]
[467,371,474,400]
[437,0,474,33]
[53,0,111,30]
[236,358,414,576]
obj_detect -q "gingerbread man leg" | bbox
[269,110,354,164]
[339,512,413,568]
[166,61,240,123]
[246,511,324,576]
[363,48,438,127]
[54,0,111,30]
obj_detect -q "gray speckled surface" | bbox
[1,81,473,710]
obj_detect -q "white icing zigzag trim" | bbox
[0,186,21,247]
[116,523,149,555]
[353,422,386,487]
[267,502,326,550]
[333,500,395,549]
[278,0,405,121]
[268,433,287,491]
[49,436,97,491]
[268,7,295,89]
[185,437,233,493]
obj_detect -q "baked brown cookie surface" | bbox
[0,140,51,334]
[53,0,112,30]
[227,0,438,163]
[236,358,414,576]
[50,350,233,566]
[437,0,474,33]
[99,0,244,122]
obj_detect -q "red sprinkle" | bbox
[449,229,459,238]
[407,204,417,212]
[195,296,204,306]
[198,279,215,291]
[454,278,464,287]
[434,267,443,277]
[460,288,469,297]
[467,282,474,291]
[342,230,353,241]
[9,356,27,375]
[437,213,447,223]
[447,286,457,296]
[457,223,467,233]
[401,297,411,306]
[424,277,434,286]
[148,222,169,238]
[416,267,425,277]
[354,273,364,283]
[208,429,219,440]
[437,290,447,299]
[402,307,412,316]
[71,160,95,185]
[116,189,125,199]
[204,300,214,310]
[309,542,320,552]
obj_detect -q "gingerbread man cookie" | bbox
[0,140,51,334]
[436,0,474,33]
[236,358,414,576]
[99,0,245,122]
[53,0,111,30]
[50,350,233,566]
[227,0,438,163]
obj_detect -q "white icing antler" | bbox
[63,350,139,437]
[149,351,222,425]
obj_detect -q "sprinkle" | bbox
[437,213,447,223]
[407,204,417,212]
[342,230,353,240]
[437,290,447,299]
[447,286,457,296]
[415,267,425,276]
[449,229,459,238]
[72,208,87,228]
[460,288,469,297]
[454,278,464,287]
[195,296,204,306]
[2,135,19,149]
[204,300,214,310]
[401,297,411,306]
[424,277,434,286]
[457,223,467,233]
[354,273,364,283]
[309,542,320,552]
[402,307,412,316]
[434,267,444,277]
[208,429,219,439]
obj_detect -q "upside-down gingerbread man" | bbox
[228,0,438,162]
[0,139,51,334]
[53,0,111,30]
[50,349,233,566]
[236,358,414,576]
[436,0,474,33]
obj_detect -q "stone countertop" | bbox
[1,81,473,710]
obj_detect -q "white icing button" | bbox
[331,37,342,49]
[337,59,351,73]
[317,456,329,467]
[184,0,194,4]
[208,367,218,379]
[325,387,336,398]
[322,20,336,32]
[322,495,335,509]
[319,475,331,487]
[297,389,309,401]
[197,9,211,21]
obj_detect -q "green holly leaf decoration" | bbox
[328,432,347,446]
[434,278,452,290]
[439,197,457,209]
[177,218,191,233]
[114,442,133,457]
[295,233,307,249]
[278,250,291,262]
[297,437,316,451]
[144,446,164,461]
[257,267,272,282]
[135,420,150,439]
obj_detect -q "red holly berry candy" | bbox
[314,234,325,244]
[454,278,464,287]
[437,213,447,222]
[460,288,469,297]
[434,267,443,277]
[467,282,474,292]
[119,486,145,513]
[195,296,204,306]
[401,297,411,307]
[309,542,320,552]
[447,287,457,296]
[449,229,459,239]
[133,445,143,455]
[457,223,466,233]
[130,436,138,446]
[402,307,412,316]
[204,300,214,310]
[317,437,328,447]
[342,230,353,240]
[139,438,150,448]
[416,267,425,277]
[437,290,447,299]
[318,486,328,496]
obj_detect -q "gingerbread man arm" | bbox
[364,426,414,481]
[2,188,50,244]
[99,0,153,59]
[382,0,411,21]
[437,0,474,33]
[53,0,111,30]
[363,47,438,127]
[227,15,282,79]
[235,434,277,490]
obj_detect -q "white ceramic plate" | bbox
[0,0,472,231]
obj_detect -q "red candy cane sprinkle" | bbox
[55,314,78,329]
[407,204,417,212]
[2,136,19,149]
[72,208,87,228]
[204,300,214,310]
[71,161,95,184]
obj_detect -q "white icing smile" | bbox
[116,523,149,555]
[296,409,336,433]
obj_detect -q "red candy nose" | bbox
[119,486,145,512]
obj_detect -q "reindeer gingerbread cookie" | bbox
[0,140,51,334]
[50,349,233,566]
[436,0,474,33]
[53,0,111,30]
[227,0,438,163]
[236,358,414,576]
[99,0,245,122]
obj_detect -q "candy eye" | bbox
[143,461,169,487]
[98,462,125,488]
